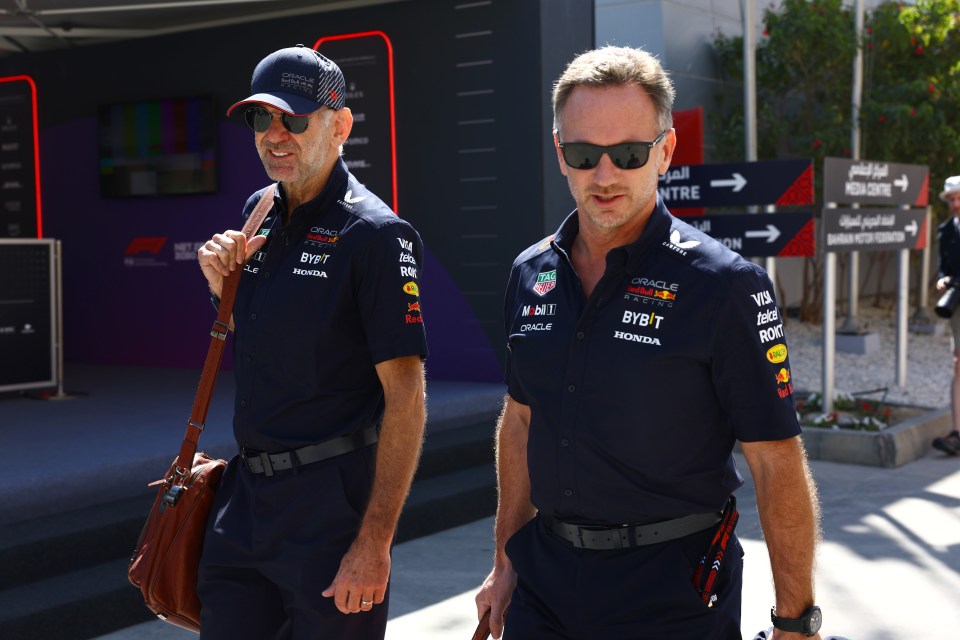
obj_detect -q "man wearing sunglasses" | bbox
[196,45,428,639]
[475,46,823,639]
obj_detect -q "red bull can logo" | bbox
[407,302,421,313]
[775,368,791,384]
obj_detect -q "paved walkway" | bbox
[95,451,960,640]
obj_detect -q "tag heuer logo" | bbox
[533,270,557,296]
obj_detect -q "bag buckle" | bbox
[160,484,185,511]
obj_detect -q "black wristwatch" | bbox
[771,605,822,636]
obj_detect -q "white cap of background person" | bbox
[940,175,960,201]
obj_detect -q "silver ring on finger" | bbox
[360,600,373,607]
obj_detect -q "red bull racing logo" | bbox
[625,284,677,306]
[775,367,793,399]
[406,300,423,324]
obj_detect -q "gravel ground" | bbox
[785,302,954,410]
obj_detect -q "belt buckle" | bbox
[565,523,585,549]
[259,451,275,477]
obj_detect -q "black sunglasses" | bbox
[559,130,668,170]
[244,106,311,134]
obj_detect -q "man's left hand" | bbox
[321,535,391,614]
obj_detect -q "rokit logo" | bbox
[759,323,784,343]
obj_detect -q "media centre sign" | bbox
[823,157,929,207]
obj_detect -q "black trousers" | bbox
[197,445,388,640]
[503,515,744,640]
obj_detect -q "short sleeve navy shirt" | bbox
[231,159,428,453]
[504,196,800,524]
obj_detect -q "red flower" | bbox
[812,139,822,149]
[879,115,887,123]
[843,149,851,156]
[929,83,936,93]
[909,108,917,117]
[763,28,769,36]
[866,27,872,35]
[915,45,924,55]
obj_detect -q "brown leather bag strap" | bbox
[174,184,277,476]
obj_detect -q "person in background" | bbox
[932,175,960,456]
[196,45,428,639]
[474,46,823,639]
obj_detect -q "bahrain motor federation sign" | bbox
[821,207,928,253]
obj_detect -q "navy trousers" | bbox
[197,445,388,640]
[502,515,744,640]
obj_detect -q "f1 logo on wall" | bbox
[123,236,168,267]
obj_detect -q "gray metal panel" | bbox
[0,238,56,393]
[540,0,594,235]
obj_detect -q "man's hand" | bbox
[321,534,391,614]
[475,565,516,639]
[197,230,267,298]
[937,276,953,292]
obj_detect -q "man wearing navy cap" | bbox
[474,46,823,639]
[196,45,428,639]
[932,175,960,456]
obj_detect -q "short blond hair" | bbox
[552,46,675,135]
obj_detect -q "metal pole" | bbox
[764,204,776,283]
[743,0,757,164]
[842,0,866,334]
[913,207,934,322]
[823,204,838,413]
[897,247,909,386]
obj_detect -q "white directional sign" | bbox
[683,212,814,257]
[657,159,813,208]
[823,158,929,206]
[821,207,928,253]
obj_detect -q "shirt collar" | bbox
[279,158,350,223]
[551,193,674,272]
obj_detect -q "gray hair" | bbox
[552,46,675,135]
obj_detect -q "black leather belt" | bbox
[242,425,379,476]
[544,511,722,549]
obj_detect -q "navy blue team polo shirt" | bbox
[504,195,800,525]
[230,158,428,454]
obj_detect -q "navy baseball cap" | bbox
[226,44,346,116]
